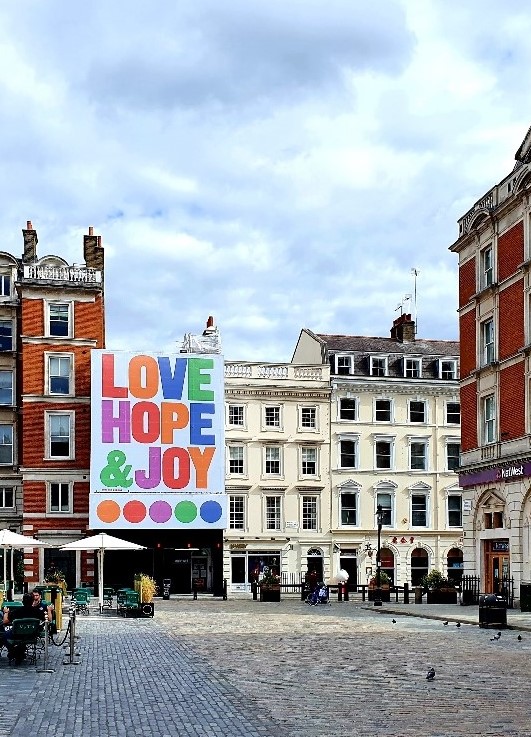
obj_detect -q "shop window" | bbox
[447,548,463,585]
[379,548,395,584]
[410,548,429,586]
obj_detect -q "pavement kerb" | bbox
[361,604,531,631]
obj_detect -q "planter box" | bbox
[426,589,458,605]
[260,587,281,602]
[368,587,391,602]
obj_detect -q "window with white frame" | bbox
[341,491,358,525]
[228,445,245,475]
[370,356,388,376]
[336,355,352,375]
[0,486,14,508]
[404,358,421,378]
[447,442,460,471]
[0,320,12,351]
[410,440,428,471]
[264,405,281,428]
[48,302,71,337]
[302,496,318,530]
[375,399,392,422]
[48,354,72,395]
[0,370,13,405]
[409,400,426,423]
[300,446,317,476]
[265,496,281,530]
[411,494,428,526]
[339,437,357,468]
[49,482,71,513]
[439,360,457,380]
[0,274,11,297]
[375,438,393,469]
[446,402,461,424]
[376,491,393,525]
[229,495,245,529]
[339,397,357,421]
[228,404,245,427]
[48,413,73,458]
[481,245,494,288]
[300,406,317,430]
[448,494,463,527]
[482,319,495,364]
[483,395,496,444]
[264,445,281,475]
[0,425,13,464]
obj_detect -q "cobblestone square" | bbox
[1,598,530,737]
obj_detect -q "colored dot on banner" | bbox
[149,500,173,524]
[97,499,121,523]
[200,500,223,523]
[123,500,147,523]
[174,501,197,523]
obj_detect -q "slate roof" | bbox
[317,334,459,357]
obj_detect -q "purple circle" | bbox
[149,500,173,523]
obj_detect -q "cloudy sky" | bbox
[0,1,529,361]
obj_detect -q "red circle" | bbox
[123,500,147,523]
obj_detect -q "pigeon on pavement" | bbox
[490,632,501,641]
[426,667,435,681]
[518,634,522,641]
[392,619,396,624]
[443,621,449,626]
[456,622,461,628]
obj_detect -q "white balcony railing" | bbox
[23,265,102,284]
[225,363,324,382]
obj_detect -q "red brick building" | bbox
[16,222,105,589]
[450,127,531,603]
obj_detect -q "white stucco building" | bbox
[223,361,331,592]
[292,314,463,587]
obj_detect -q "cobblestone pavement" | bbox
[1,598,531,737]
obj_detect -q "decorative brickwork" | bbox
[498,220,524,282]
[499,361,526,440]
[499,280,525,360]
[460,382,477,452]
[459,257,476,306]
[459,310,476,378]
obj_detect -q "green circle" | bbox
[174,500,197,523]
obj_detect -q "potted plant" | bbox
[259,571,281,602]
[368,570,392,601]
[134,573,158,616]
[422,569,458,604]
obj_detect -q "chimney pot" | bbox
[206,316,214,328]
[89,226,94,236]
[27,220,33,230]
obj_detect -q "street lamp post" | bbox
[374,504,384,607]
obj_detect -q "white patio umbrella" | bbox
[60,533,146,610]
[0,529,51,591]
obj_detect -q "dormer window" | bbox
[336,355,352,375]
[370,356,388,377]
[404,358,421,378]
[439,359,457,380]
[0,274,11,298]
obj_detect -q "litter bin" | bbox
[479,594,507,628]
[520,583,531,612]
[162,578,171,600]
[414,586,423,604]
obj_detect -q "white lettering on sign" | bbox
[497,465,524,480]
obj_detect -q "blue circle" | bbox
[200,500,222,523]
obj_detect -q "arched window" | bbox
[411,548,429,585]
[447,548,463,584]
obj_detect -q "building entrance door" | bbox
[484,539,510,594]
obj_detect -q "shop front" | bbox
[230,549,282,593]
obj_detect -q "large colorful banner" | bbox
[90,351,226,529]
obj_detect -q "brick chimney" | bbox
[83,226,104,274]
[390,313,416,343]
[22,220,38,263]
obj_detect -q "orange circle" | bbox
[97,499,121,523]
[123,500,147,523]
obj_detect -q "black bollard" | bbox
[223,578,228,601]
[404,582,409,604]
[252,581,257,601]
[344,584,349,602]
[337,583,343,602]
[193,583,197,601]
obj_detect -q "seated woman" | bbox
[2,593,45,664]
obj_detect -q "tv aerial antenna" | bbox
[411,268,419,335]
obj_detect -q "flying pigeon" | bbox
[426,667,435,681]
[518,634,522,641]
[443,621,449,626]
[456,622,461,628]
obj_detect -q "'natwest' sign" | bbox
[460,460,531,488]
